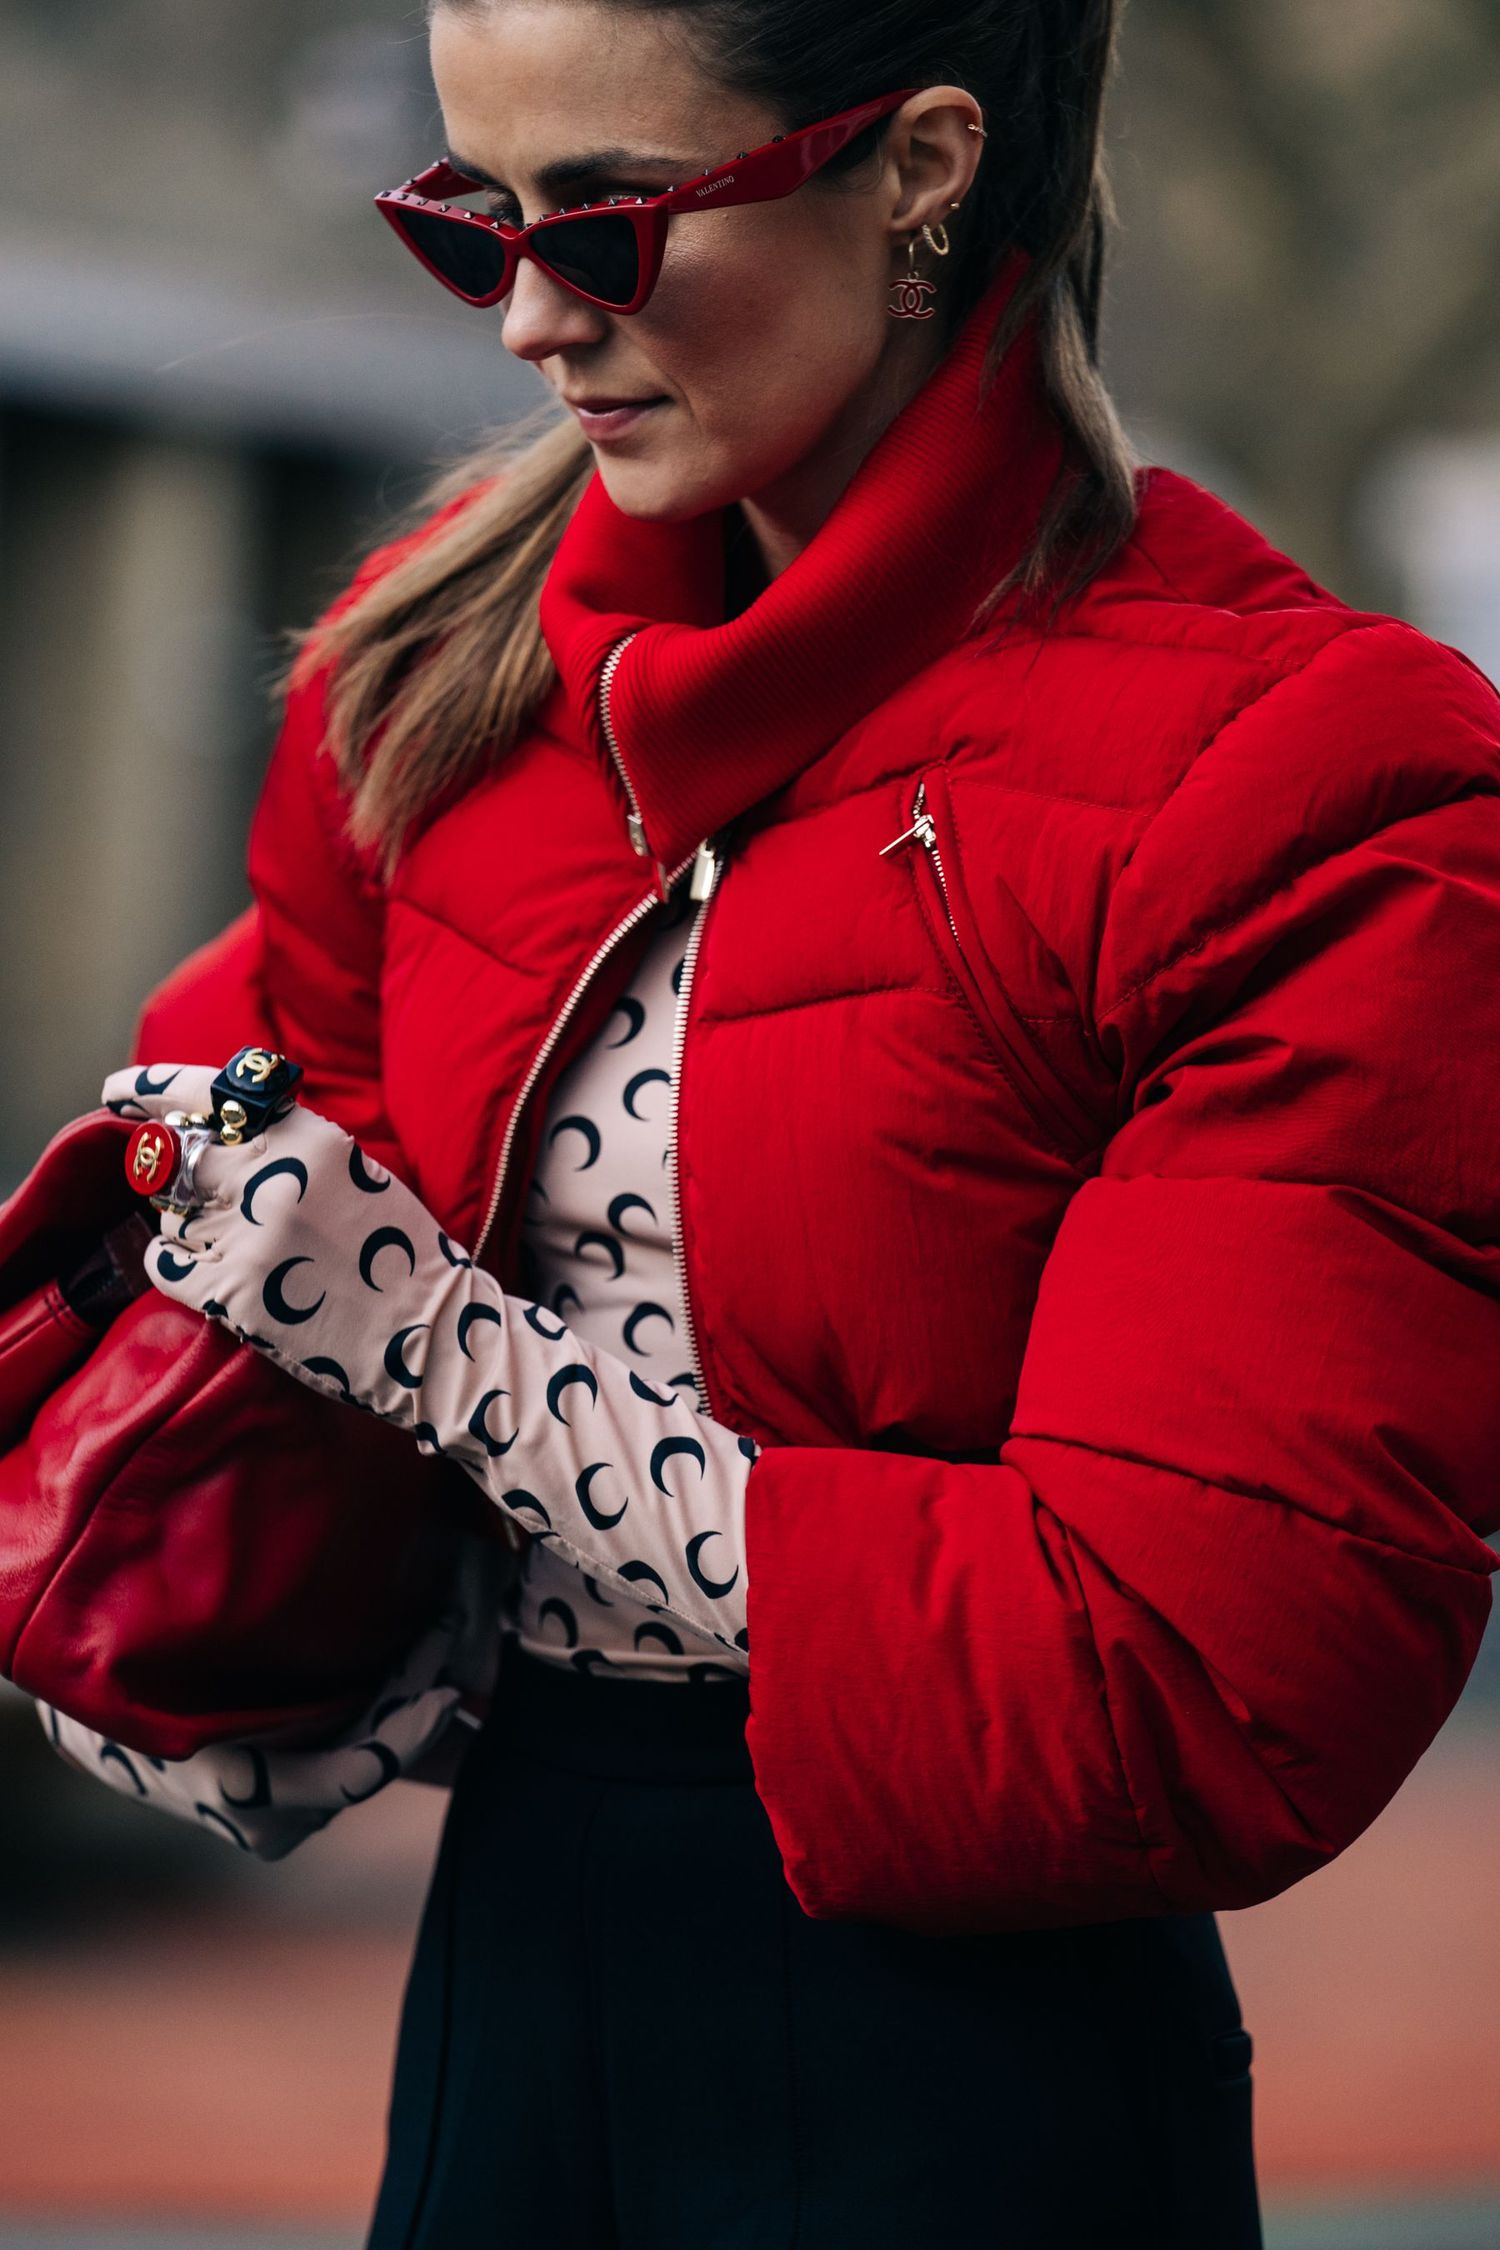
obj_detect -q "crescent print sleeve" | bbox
[33,1527,508,1859]
[101,906,759,1676]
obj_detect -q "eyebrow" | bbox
[446,146,699,199]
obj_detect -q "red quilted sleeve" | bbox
[742,620,1500,1932]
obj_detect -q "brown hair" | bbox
[298,0,1138,881]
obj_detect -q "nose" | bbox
[501,255,610,363]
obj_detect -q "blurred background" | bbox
[1,2,1498,2245]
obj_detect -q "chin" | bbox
[593,449,747,525]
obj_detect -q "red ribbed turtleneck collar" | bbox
[538,248,1064,885]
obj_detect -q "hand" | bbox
[101,1061,474,1426]
[103,1062,759,1660]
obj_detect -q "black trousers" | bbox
[366,1642,1264,2249]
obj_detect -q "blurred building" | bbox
[0,0,535,1188]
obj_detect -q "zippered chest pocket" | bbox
[880,764,1102,1166]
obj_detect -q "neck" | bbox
[736,324,948,584]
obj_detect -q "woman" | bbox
[44,0,1500,2243]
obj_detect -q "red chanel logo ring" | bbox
[126,1122,180,1197]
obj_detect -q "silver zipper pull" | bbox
[878,782,935,857]
[689,836,724,903]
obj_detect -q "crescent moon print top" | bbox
[509,878,748,1683]
[39,875,761,1855]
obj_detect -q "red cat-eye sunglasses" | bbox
[375,87,917,317]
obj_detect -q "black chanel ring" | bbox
[210,1047,305,1146]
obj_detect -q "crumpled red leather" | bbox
[0,934,500,1761]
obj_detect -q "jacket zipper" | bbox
[667,836,727,1413]
[880,776,1097,1161]
[599,631,658,870]
[601,624,730,1405]
[472,638,729,1424]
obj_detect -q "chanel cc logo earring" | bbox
[887,220,952,321]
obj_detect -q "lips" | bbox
[564,395,669,443]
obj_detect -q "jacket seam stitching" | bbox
[1053,1515,1178,1910]
[1108,621,1395,901]
[916,784,1088,1163]
[1098,778,1491,1024]
[1009,1431,1498,1579]
[387,893,534,977]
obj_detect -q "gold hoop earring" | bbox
[921,222,952,260]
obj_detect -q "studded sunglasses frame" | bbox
[376,87,917,316]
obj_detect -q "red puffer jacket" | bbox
[122,252,1500,1933]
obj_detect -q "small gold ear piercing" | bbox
[921,221,952,258]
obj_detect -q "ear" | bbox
[883,85,986,246]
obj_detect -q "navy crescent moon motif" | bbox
[468,1390,517,1457]
[629,1370,680,1407]
[571,1647,614,1675]
[576,1462,628,1531]
[155,1249,199,1283]
[685,1529,740,1599]
[195,1804,250,1850]
[624,1304,674,1355]
[623,1067,670,1120]
[458,1301,506,1360]
[580,1574,614,1607]
[538,1597,578,1647]
[360,1227,417,1290]
[652,1434,707,1493]
[263,1256,327,1326]
[552,1284,583,1321]
[301,1355,353,1400]
[573,1229,625,1281]
[549,1114,601,1169]
[240,1157,309,1225]
[339,1741,402,1805]
[605,996,645,1047]
[135,1066,181,1098]
[608,1191,657,1237]
[635,1621,684,1656]
[617,1559,670,1606]
[547,1363,599,1425]
[98,1742,145,1795]
[348,1144,391,1194]
[438,1232,474,1269]
[523,1301,569,1342]
[504,1490,552,1528]
[384,1324,429,1389]
[220,1749,272,1811]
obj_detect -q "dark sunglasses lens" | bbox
[391,207,511,302]
[531,214,641,307]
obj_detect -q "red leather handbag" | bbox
[0,1102,497,1761]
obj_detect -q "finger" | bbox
[157,1197,226,1253]
[144,1231,219,1302]
[101,1062,220,1123]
